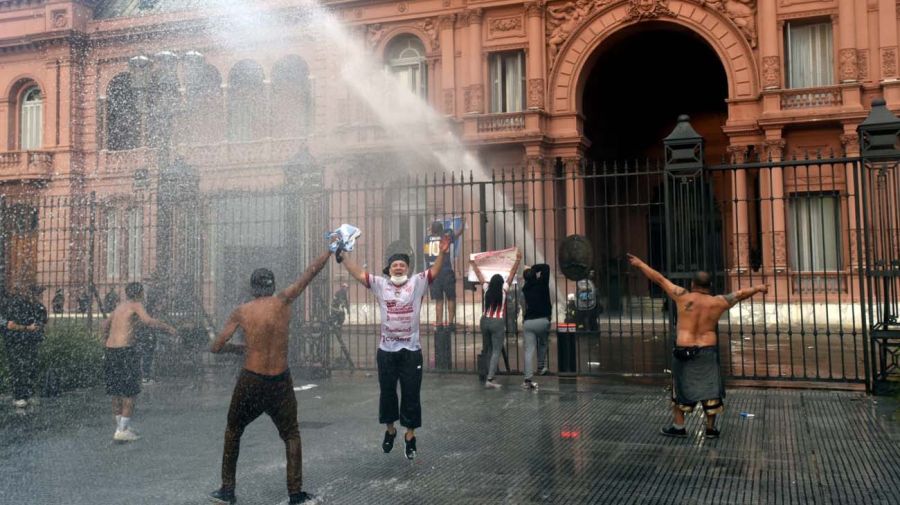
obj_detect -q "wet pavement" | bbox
[1,367,899,505]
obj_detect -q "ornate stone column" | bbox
[439,14,457,116]
[464,8,484,114]
[727,145,750,274]
[758,0,780,90]
[762,137,787,275]
[838,0,858,83]
[563,157,585,236]
[525,1,545,110]
[840,131,861,269]
[879,0,898,81]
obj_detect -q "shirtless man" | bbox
[207,249,331,505]
[102,282,177,442]
[627,254,767,439]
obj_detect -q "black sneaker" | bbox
[404,435,417,460]
[208,488,236,504]
[382,429,397,453]
[705,428,720,439]
[660,426,688,438]
[289,491,315,504]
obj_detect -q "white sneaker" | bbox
[521,380,538,391]
[484,380,501,389]
[13,399,27,409]
[142,378,155,385]
[113,429,141,442]
[538,366,549,375]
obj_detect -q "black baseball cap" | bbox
[250,268,276,296]
[382,253,410,275]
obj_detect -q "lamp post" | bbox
[128,50,206,318]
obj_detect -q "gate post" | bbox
[662,115,713,336]
[857,98,900,393]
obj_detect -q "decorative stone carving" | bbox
[489,16,524,36]
[525,1,545,17]
[839,48,858,82]
[51,9,68,29]
[727,145,748,164]
[443,89,455,115]
[881,46,897,78]
[464,84,484,113]
[762,56,781,88]
[398,2,408,13]
[439,14,456,30]
[527,78,544,109]
[732,233,750,270]
[773,231,787,267]
[698,1,757,47]
[443,0,452,6]
[420,18,439,51]
[466,8,484,25]
[547,0,606,63]
[857,49,869,80]
[839,133,859,156]
[367,23,385,49]
[764,138,786,160]
[625,0,676,21]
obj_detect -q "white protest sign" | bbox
[467,247,519,282]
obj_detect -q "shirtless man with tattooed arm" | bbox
[626,253,767,439]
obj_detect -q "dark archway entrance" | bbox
[582,23,728,162]
[574,25,729,376]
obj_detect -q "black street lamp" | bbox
[128,50,206,319]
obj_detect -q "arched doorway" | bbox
[582,22,728,162]
[572,24,730,375]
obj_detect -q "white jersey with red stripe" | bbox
[367,270,434,352]
[482,281,509,319]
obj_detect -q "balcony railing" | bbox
[0,151,54,181]
[781,86,842,110]
[100,138,310,173]
[477,113,526,133]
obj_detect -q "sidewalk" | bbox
[0,368,898,504]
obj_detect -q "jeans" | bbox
[523,318,551,380]
[480,316,506,381]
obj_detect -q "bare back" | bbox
[673,292,730,347]
[106,301,148,348]
[230,296,293,376]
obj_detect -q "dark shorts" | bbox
[105,346,141,397]
[430,270,456,300]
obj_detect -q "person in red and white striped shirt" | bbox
[470,250,521,389]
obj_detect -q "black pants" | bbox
[221,369,302,494]
[3,335,39,401]
[376,349,423,429]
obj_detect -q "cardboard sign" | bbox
[467,247,519,282]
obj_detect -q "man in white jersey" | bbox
[339,237,449,460]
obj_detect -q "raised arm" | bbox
[533,264,551,285]
[626,253,687,299]
[210,309,243,354]
[340,253,369,286]
[134,305,177,335]
[507,250,522,282]
[720,284,768,308]
[428,236,451,280]
[470,259,486,284]
[279,250,333,304]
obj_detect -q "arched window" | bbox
[386,35,427,98]
[228,60,266,142]
[146,70,179,148]
[107,73,141,151]
[20,86,43,150]
[271,56,311,138]
[185,64,223,144]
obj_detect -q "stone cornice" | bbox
[0,30,87,54]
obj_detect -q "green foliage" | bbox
[0,321,103,395]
